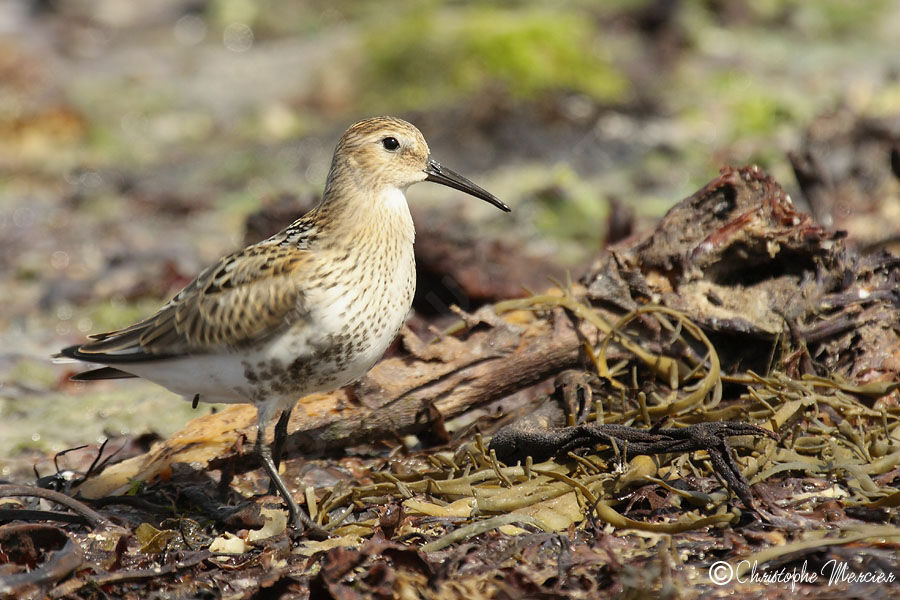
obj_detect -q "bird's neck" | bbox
[316,175,416,248]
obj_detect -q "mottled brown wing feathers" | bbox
[70,244,310,362]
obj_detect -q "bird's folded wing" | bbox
[64,244,312,362]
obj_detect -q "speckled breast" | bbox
[249,242,417,400]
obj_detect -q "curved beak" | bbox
[424,158,510,212]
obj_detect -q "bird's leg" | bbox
[255,413,327,538]
[267,407,293,495]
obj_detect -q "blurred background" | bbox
[2,0,900,477]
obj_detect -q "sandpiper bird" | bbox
[59,116,510,532]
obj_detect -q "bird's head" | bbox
[327,116,510,212]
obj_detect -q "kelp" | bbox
[287,290,897,553]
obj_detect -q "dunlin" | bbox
[59,116,510,532]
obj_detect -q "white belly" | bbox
[118,354,256,403]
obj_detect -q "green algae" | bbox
[360,6,629,111]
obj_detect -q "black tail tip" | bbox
[69,366,137,381]
[57,344,81,360]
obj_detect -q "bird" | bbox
[58,116,510,534]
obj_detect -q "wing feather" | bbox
[68,243,312,363]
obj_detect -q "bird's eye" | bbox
[381,137,400,151]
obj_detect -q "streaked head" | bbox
[328,116,509,212]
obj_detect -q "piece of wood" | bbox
[77,306,593,498]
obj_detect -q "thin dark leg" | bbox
[268,407,293,495]
[255,425,327,538]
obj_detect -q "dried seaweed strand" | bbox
[421,514,547,552]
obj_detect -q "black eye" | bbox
[381,137,400,151]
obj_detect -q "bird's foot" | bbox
[289,512,330,542]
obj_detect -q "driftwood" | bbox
[76,307,599,498]
[77,165,900,500]
[584,165,900,382]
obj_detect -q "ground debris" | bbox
[789,110,900,250]
[8,165,900,599]
[585,165,900,384]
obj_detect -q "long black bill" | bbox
[424,158,510,212]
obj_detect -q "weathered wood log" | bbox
[77,306,605,498]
